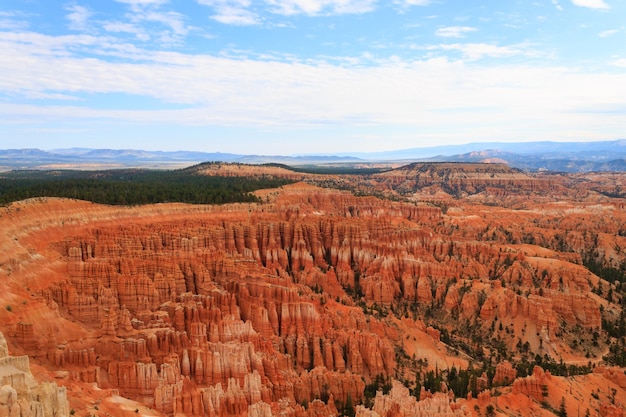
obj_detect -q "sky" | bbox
[0,0,625,155]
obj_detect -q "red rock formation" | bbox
[0,332,70,417]
[476,390,491,407]
[1,170,625,417]
[355,381,470,417]
[593,366,626,391]
[373,163,560,198]
[492,360,517,386]
[600,404,624,417]
[512,366,552,402]
[425,327,440,342]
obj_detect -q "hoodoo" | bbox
[0,164,625,417]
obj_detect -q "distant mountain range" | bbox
[1,140,626,172]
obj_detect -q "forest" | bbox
[0,166,294,206]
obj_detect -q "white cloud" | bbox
[2,30,625,139]
[115,0,168,6]
[66,5,91,31]
[393,0,430,13]
[198,0,377,22]
[599,29,619,37]
[1,26,626,154]
[435,26,477,38]
[570,0,610,9]
[212,10,260,25]
[140,11,189,37]
[265,0,376,16]
[198,0,260,25]
[0,11,30,30]
[434,43,524,60]
[552,0,564,11]
[0,32,107,58]
[0,19,23,30]
[103,21,150,41]
[1,1,625,154]
[0,20,27,31]
[107,0,192,45]
[402,0,430,5]
[198,0,250,7]
[19,92,80,101]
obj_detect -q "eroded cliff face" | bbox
[0,171,625,417]
[0,332,69,417]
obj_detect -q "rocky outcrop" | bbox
[492,360,517,386]
[355,381,470,417]
[0,332,69,417]
[512,366,552,402]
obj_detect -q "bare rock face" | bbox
[0,332,70,417]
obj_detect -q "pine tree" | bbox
[558,397,567,417]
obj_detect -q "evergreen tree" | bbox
[558,397,567,417]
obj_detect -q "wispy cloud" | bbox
[103,21,150,41]
[100,0,193,45]
[570,0,610,10]
[2,30,625,137]
[198,0,377,20]
[66,4,92,31]
[612,58,626,67]
[115,0,169,8]
[266,0,377,16]
[1,0,625,153]
[401,0,431,5]
[432,43,535,60]
[552,0,564,11]
[198,0,260,25]
[435,26,477,38]
[213,10,260,25]
[61,0,194,46]
[599,28,619,37]
[0,11,31,31]
[393,0,430,13]
[140,10,190,37]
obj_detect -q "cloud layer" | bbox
[0,0,624,153]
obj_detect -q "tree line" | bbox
[0,168,294,206]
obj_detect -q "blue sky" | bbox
[1,0,625,155]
